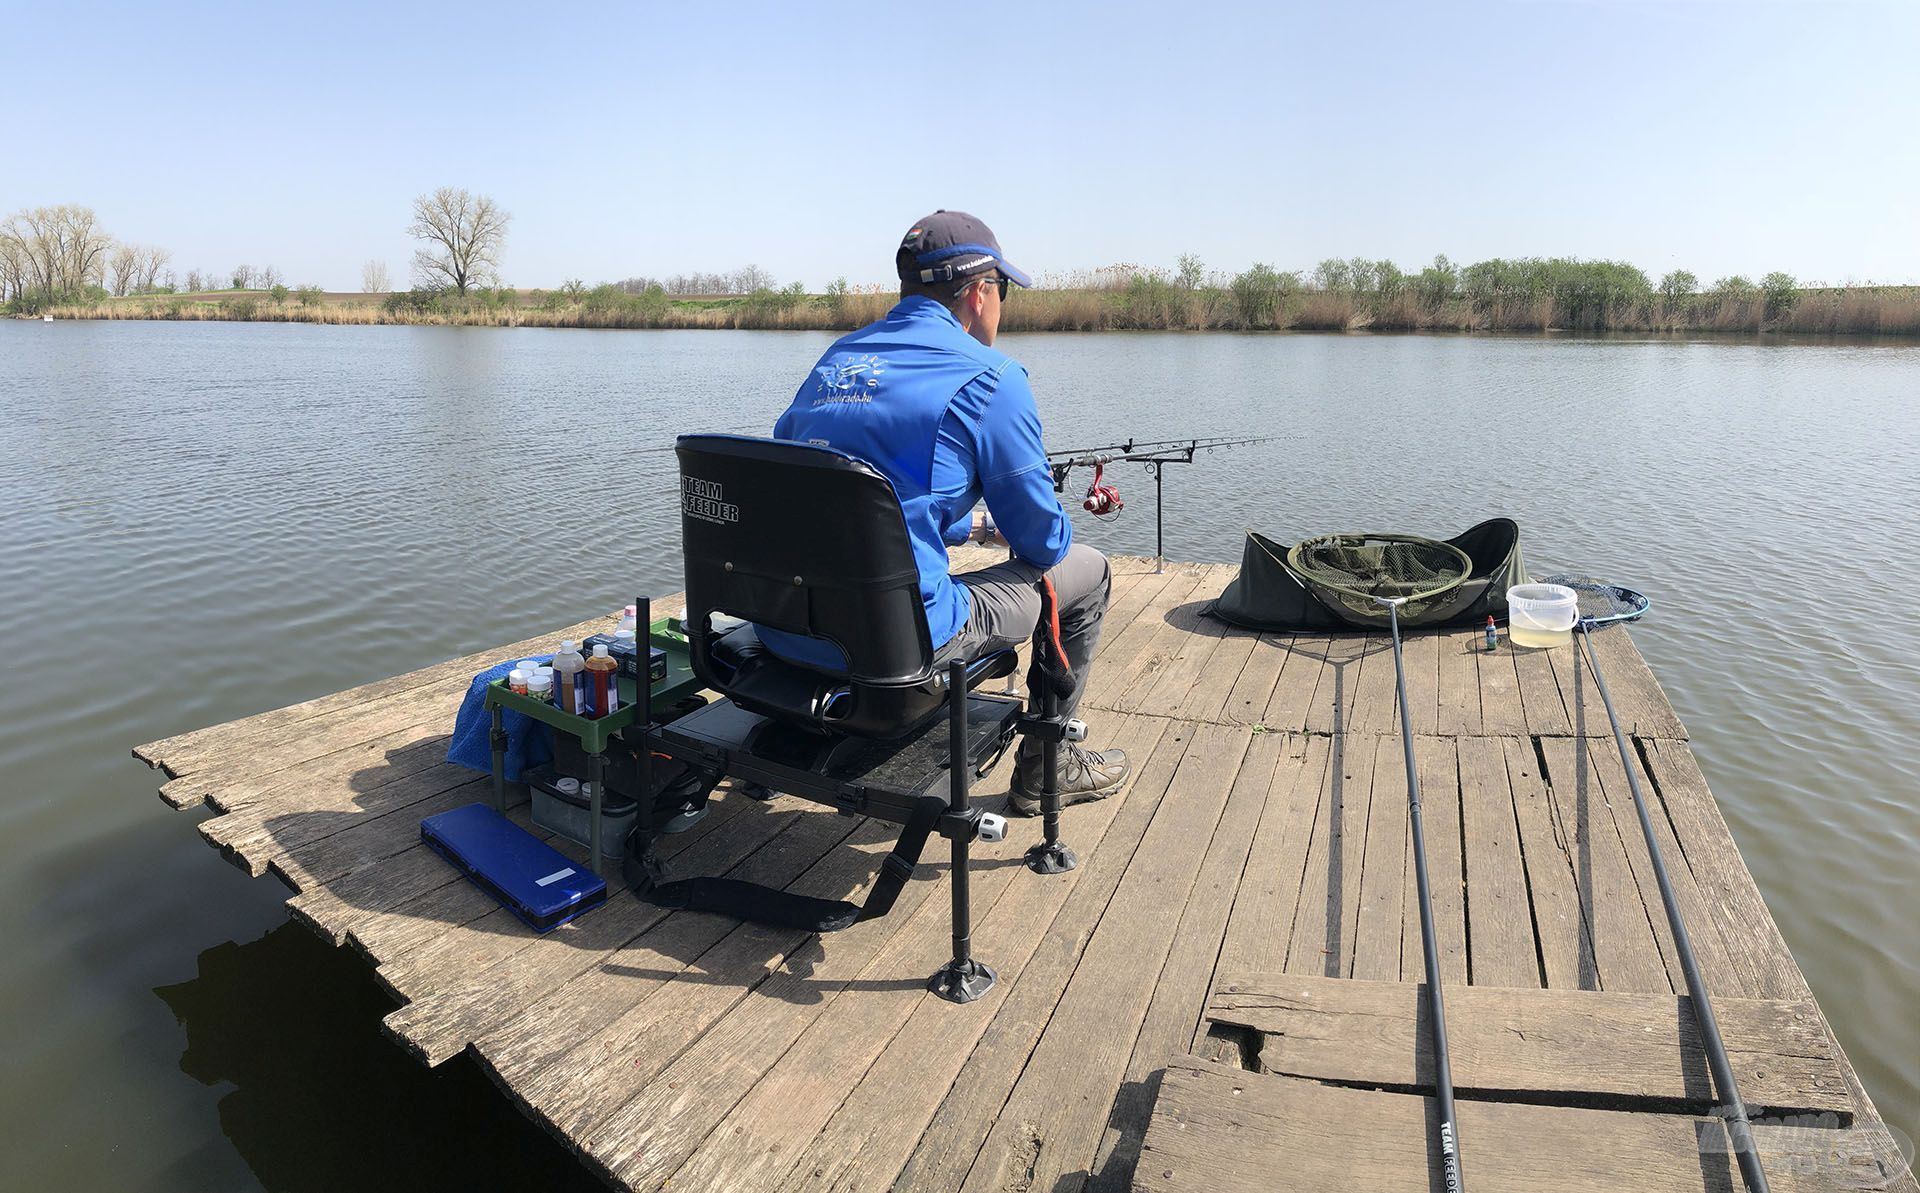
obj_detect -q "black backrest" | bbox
[676,435,934,687]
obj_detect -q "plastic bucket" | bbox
[1506,583,1578,648]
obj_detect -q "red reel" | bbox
[1082,463,1123,516]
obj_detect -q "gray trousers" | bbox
[934,543,1111,721]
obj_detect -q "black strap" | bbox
[624,794,947,933]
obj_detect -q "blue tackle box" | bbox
[420,802,607,932]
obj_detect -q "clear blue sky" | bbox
[7,0,1915,290]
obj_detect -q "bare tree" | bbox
[361,259,390,293]
[232,265,253,289]
[408,187,510,294]
[134,246,171,293]
[260,264,283,290]
[3,205,114,298]
[108,243,138,296]
[0,235,25,301]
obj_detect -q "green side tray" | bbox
[482,622,704,753]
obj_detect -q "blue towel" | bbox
[445,655,556,781]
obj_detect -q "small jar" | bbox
[526,671,553,701]
[507,668,529,695]
[554,777,580,798]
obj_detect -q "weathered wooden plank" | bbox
[1502,736,1599,990]
[161,677,471,793]
[379,797,826,1061]
[1401,735,1468,987]
[1351,734,1409,982]
[199,756,485,876]
[1168,623,1259,723]
[350,785,755,965]
[479,715,1158,1161]
[1403,627,1442,736]
[588,723,1242,1193]
[1475,639,1527,735]
[484,821,909,1150]
[1082,730,1299,1193]
[131,611,615,774]
[1209,973,1851,1115]
[1135,1060,1898,1193]
[159,722,450,810]
[1304,633,1369,735]
[1258,636,1328,734]
[1435,626,1485,736]
[1347,634,1402,736]
[1458,736,1540,988]
[1589,626,1689,739]
[789,718,1189,1193]
[262,776,492,892]
[1642,739,1806,1001]
[1216,632,1288,726]
[1579,731,1743,1000]
[1286,733,1379,977]
[672,717,1202,1193]
[1537,736,1673,994]
[1110,566,1235,715]
[1083,567,1214,711]
[1513,640,1575,736]
[1207,734,1329,983]
[943,723,1253,1193]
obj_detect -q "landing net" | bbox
[1287,534,1472,626]
[1535,574,1650,628]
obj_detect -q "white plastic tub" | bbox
[1506,583,1578,648]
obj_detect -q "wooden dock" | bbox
[134,548,1912,1192]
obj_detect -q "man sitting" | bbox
[758,210,1128,814]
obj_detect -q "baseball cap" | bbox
[896,210,1032,289]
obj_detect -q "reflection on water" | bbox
[0,320,1914,1186]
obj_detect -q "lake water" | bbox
[2,320,1914,1188]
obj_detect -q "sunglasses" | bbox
[977,275,1011,301]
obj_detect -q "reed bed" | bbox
[36,278,1920,337]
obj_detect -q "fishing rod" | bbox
[1045,435,1276,572]
[1379,594,1466,1193]
[1545,576,1771,1193]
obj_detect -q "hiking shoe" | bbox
[1007,744,1130,817]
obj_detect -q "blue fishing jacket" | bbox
[759,296,1071,669]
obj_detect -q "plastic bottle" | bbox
[526,669,554,702]
[552,639,586,713]
[586,644,619,718]
[507,668,529,696]
[1485,616,1499,653]
[615,605,638,635]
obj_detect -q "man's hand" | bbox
[969,510,1006,547]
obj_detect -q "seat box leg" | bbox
[931,659,997,1004]
[1024,684,1078,875]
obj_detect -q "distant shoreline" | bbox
[22,282,1920,338]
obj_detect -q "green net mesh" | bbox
[1287,534,1473,625]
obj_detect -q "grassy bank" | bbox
[28,272,1920,337]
